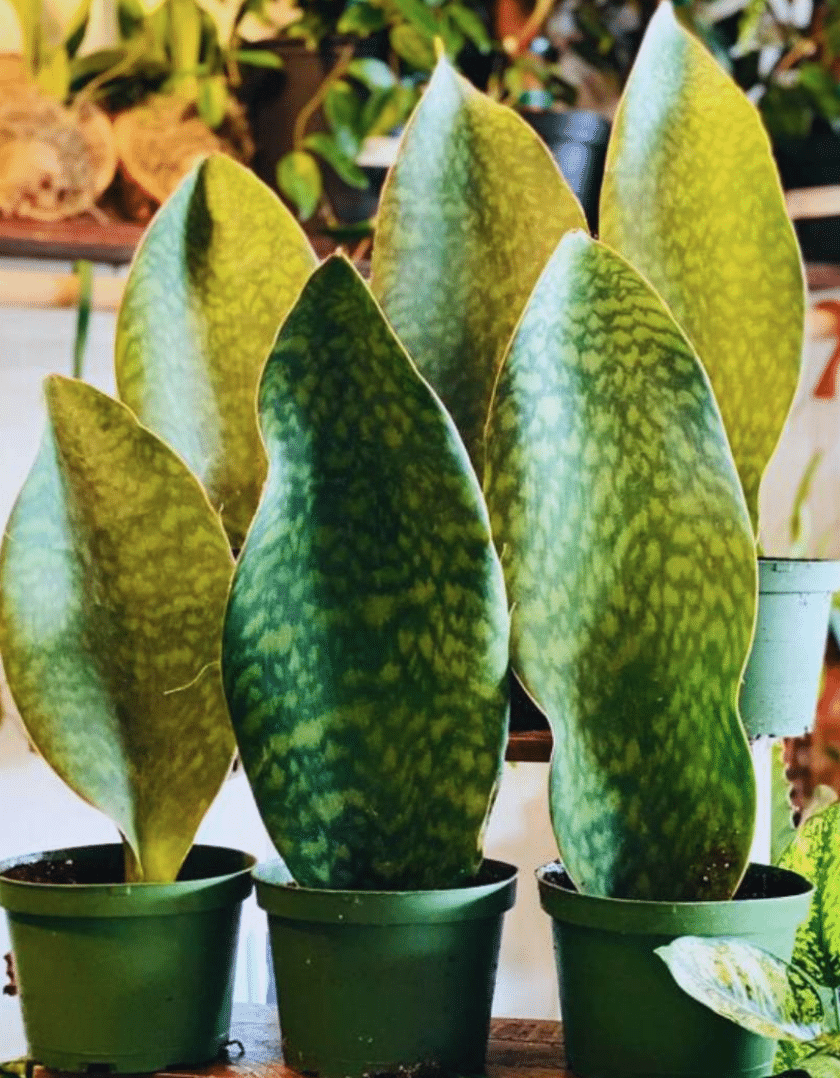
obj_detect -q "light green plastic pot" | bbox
[537,861,812,1078]
[0,843,255,1073]
[255,858,517,1078]
[739,557,840,739]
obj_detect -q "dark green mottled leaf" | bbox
[777,803,840,1072]
[222,256,510,890]
[656,937,834,1042]
[484,232,757,900]
[600,2,805,532]
[0,377,236,882]
[372,56,586,481]
[116,154,318,550]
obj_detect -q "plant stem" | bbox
[292,43,354,150]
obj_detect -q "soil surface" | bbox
[541,863,813,901]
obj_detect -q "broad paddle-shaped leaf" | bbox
[656,937,835,1044]
[0,377,236,882]
[372,56,586,480]
[116,154,318,551]
[222,256,510,890]
[600,2,805,531]
[485,233,757,900]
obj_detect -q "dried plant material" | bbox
[0,91,116,220]
[113,94,254,208]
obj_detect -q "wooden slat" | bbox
[158,1005,569,1078]
[786,185,840,222]
[0,215,145,264]
[506,730,552,762]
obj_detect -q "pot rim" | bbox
[254,857,518,925]
[757,556,840,593]
[536,861,813,935]
[0,843,256,918]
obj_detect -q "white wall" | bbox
[0,269,560,1054]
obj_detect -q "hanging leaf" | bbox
[484,232,757,900]
[0,377,236,883]
[600,2,805,532]
[116,154,318,551]
[277,149,323,219]
[304,133,368,188]
[389,24,436,69]
[656,937,835,1044]
[222,257,510,890]
[777,802,840,1073]
[347,57,396,89]
[372,56,585,481]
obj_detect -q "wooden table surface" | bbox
[161,1005,570,1078]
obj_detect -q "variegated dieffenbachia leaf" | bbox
[116,153,319,551]
[484,232,757,901]
[600,2,805,532]
[656,937,836,1044]
[222,256,510,890]
[0,377,236,882]
[777,803,840,1073]
[371,56,586,481]
[797,1043,840,1077]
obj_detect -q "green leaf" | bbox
[484,232,757,901]
[777,802,840,1072]
[371,56,586,482]
[799,1043,840,1077]
[232,47,284,68]
[115,155,318,551]
[0,377,236,883]
[347,56,396,89]
[277,149,323,220]
[599,2,805,533]
[304,133,369,188]
[197,74,228,128]
[389,23,436,68]
[656,937,834,1043]
[325,80,363,156]
[222,256,510,890]
[336,1,386,35]
[446,3,491,52]
[392,0,438,37]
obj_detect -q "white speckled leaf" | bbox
[656,937,834,1043]
[0,377,236,882]
[600,2,805,530]
[777,802,840,1072]
[484,232,757,901]
[372,56,586,481]
[116,154,319,551]
[222,256,510,890]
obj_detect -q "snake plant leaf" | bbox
[371,55,587,481]
[656,937,836,1044]
[776,803,840,1072]
[222,255,510,890]
[484,231,757,901]
[115,153,319,551]
[600,2,805,532]
[0,376,236,883]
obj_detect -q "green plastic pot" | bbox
[739,557,840,739]
[0,843,255,1073]
[537,861,812,1078]
[255,857,517,1078]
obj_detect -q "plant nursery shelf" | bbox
[34,1004,569,1078]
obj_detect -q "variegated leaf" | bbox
[116,153,318,551]
[222,256,510,890]
[600,2,805,531]
[777,803,840,1072]
[0,377,236,882]
[656,936,835,1044]
[484,232,757,900]
[371,56,586,481]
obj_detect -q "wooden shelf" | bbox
[72,1004,571,1078]
[506,730,552,763]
